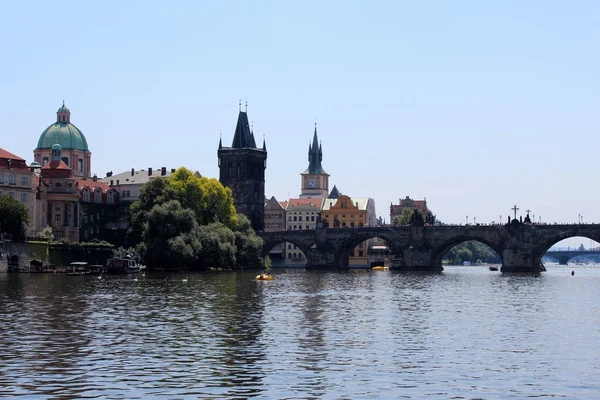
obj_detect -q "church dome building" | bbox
[34,102,92,178]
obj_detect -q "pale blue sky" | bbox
[2,1,600,227]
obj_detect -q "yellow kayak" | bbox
[371,266,389,271]
[256,274,274,281]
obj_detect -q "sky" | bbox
[2,1,600,229]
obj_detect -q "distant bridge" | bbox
[544,250,600,265]
[259,222,600,273]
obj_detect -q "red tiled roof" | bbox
[279,201,289,209]
[41,160,71,170]
[0,148,25,161]
[287,198,322,208]
[76,179,112,192]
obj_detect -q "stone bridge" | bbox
[544,250,600,265]
[259,223,600,273]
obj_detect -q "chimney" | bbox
[93,174,98,182]
[171,168,176,173]
[106,171,113,177]
[148,167,153,176]
[131,168,135,176]
[161,167,166,176]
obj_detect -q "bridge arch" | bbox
[335,231,399,269]
[261,235,315,259]
[432,235,503,267]
[534,231,600,265]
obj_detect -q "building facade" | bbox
[321,195,377,266]
[300,124,329,198]
[34,103,92,178]
[38,144,80,241]
[218,107,267,231]
[390,196,434,225]
[0,148,36,237]
[284,198,323,266]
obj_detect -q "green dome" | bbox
[57,104,70,113]
[52,143,61,151]
[37,122,89,151]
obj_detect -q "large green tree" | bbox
[130,167,262,270]
[168,168,238,229]
[0,194,28,239]
[137,200,201,268]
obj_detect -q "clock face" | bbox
[308,179,316,188]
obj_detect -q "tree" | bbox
[129,177,172,244]
[137,200,201,268]
[233,214,264,269]
[196,222,236,270]
[579,243,585,252]
[168,168,238,229]
[0,194,28,239]
[392,208,421,226]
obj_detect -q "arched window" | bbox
[42,157,49,166]
[78,159,83,172]
[94,190,101,203]
[62,157,69,166]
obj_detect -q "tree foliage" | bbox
[444,241,501,264]
[0,194,28,239]
[137,200,201,268]
[130,167,262,270]
[392,208,421,226]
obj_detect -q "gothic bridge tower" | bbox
[218,103,267,231]
[300,124,329,198]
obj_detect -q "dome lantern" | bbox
[57,101,71,124]
[51,143,62,161]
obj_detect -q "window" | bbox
[298,216,302,221]
[78,159,83,172]
[95,190,101,203]
[0,174,3,184]
[54,213,61,227]
[108,192,114,204]
[62,157,69,166]
[359,251,364,257]
[293,216,297,221]
[20,192,27,203]
[21,176,29,185]
[8,192,15,198]
[42,157,49,166]
[83,190,90,202]
[9,174,16,185]
[311,216,315,221]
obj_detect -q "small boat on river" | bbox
[66,261,90,276]
[105,256,141,274]
[489,265,499,271]
[256,273,274,281]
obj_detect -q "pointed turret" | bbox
[329,185,340,199]
[231,111,253,148]
[306,124,326,174]
[262,135,267,151]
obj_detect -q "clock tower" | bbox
[300,124,329,198]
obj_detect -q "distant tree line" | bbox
[443,241,501,264]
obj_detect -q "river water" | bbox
[1,265,599,399]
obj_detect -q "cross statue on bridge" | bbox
[511,205,519,220]
[525,209,532,215]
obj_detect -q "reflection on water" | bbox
[1,267,599,398]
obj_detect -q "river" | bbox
[1,265,599,399]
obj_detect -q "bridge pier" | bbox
[390,248,443,272]
[501,248,544,273]
[305,248,345,270]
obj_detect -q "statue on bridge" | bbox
[410,209,424,227]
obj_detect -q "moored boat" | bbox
[105,256,141,274]
[489,265,499,271]
[66,261,89,275]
